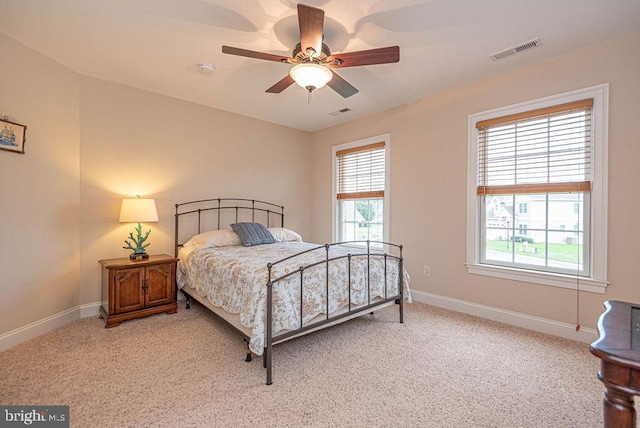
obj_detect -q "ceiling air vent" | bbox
[490,38,542,61]
[329,108,352,116]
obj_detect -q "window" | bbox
[518,203,528,214]
[466,84,608,293]
[333,134,390,245]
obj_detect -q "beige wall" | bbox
[78,77,312,305]
[310,33,640,330]
[0,33,80,332]
[0,32,312,338]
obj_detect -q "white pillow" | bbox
[183,229,242,248]
[268,227,303,242]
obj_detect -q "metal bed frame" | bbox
[175,198,404,385]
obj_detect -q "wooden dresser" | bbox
[99,254,178,328]
[590,300,640,428]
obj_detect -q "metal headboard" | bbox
[174,198,285,257]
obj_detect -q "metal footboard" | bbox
[264,240,404,385]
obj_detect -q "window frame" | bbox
[332,134,391,244]
[466,84,609,293]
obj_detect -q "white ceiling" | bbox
[1,0,639,132]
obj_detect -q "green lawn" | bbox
[486,240,583,264]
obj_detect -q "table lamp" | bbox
[119,197,159,260]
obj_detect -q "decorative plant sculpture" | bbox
[123,223,151,259]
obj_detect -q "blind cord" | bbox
[575,198,581,332]
[575,279,581,331]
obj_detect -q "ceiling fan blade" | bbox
[222,45,291,63]
[328,46,400,68]
[297,4,324,58]
[266,75,295,93]
[327,71,359,98]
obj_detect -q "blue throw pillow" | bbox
[230,222,276,247]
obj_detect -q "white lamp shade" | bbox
[119,198,159,223]
[289,63,333,90]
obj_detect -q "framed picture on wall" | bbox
[0,117,27,154]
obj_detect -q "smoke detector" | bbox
[490,38,542,61]
[198,63,215,73]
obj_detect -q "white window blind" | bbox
[336,142,385,200]
[476,99,593,195]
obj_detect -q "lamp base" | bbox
[129,252,150,260]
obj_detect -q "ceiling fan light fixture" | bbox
[289,63,332,92]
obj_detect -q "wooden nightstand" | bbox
[99,254,178,328]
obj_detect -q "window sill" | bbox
[466,263,608,294]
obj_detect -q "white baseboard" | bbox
[2,293,598,352]
[0,302,102,353]
[80,302,102,318]
[410,290,598,344]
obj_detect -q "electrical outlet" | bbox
[423,265,431,277]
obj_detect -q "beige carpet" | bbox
[0,301,610,427]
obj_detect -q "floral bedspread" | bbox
[180,242,411,355]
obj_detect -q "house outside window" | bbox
[466,84,609,293]
[333,134,390,245]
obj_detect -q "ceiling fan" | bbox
[221,4,400,98]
